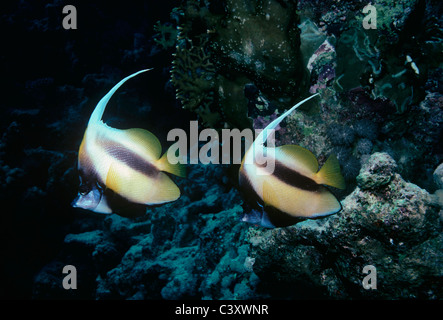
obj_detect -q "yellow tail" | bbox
[315,154,346,189]
[157,149,186,178]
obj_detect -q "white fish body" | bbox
[239,93,346,227]
[73,69,185,214]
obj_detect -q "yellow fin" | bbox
[105,161,154,203]
[123,128,162,160]
[315,154,346,189]
[106,161,180,204]
[106,161,128,198]
[151,172,181,203]
[276,145,318,173]
[157,148,186,178]
[310,189,342,217]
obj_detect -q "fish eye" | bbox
[79,184,89,195]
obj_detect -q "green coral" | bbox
[171,34,221,127]
[170,0,309,130]
[153,21,179,50]
[334,0,430,114]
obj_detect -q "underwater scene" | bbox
[1,0,442,302]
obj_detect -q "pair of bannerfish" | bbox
[72,69,345,228]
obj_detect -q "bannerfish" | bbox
[72,69,185,214]
[239,93,345,228]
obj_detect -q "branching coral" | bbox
[171,34,220,127]
[153,21,178,50]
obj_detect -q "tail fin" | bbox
[157,150,186,178]
[88,69,152,125]
[315,154,346,189]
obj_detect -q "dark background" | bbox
[0,0,193,299]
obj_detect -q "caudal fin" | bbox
[315,154,346,189]
[157,150,186,178]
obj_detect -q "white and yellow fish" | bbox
[239,93,345,228]
[72,69,185,214]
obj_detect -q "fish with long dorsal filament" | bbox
[239,93,345,228]
[72,69,185,214]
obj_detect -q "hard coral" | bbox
[354,119,378,141]
[171,34,220,127]
[171,0,308,130]
[153,21,178,50]
[249,152,442,299]
[327,123,355,146]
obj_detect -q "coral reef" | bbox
[330,0,443,115]
[281,0,443,194]
[171,0,309,130]
[171,34,220,127]
[32,153,443,299]
[153,21,178,50]
[434,163,443,190]
[32,165,261,300]
[2,0,442,301]
[249,153,442,299]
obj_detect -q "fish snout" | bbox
[71,187,102,211]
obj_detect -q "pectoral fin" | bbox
[262,180,279,207]
[106,161,180,205]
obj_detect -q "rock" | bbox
[356,152,398,190]
[172,0,308,129]
[64,230,105,248]
[103,214,151,244]
[249,152,442,299]
[433,163,443,189]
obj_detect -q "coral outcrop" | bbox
[249,153,442,299]
[171,0,309,130]
[33,153,443,299]
[32,164,260,300]
[3,0,441,301]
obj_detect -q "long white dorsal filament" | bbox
[88,69,152,126]
[253,93,320,148]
